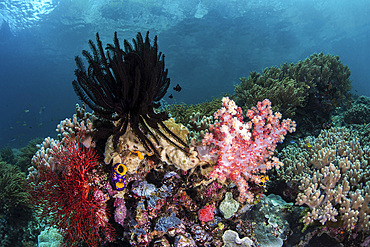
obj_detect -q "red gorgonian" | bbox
[28,138,114,247]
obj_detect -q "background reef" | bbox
[1,0,370,148]
[234,53,352,137]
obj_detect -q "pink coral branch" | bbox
[203,97,296,203]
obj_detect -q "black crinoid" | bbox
[72,31,188,157]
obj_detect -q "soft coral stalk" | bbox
[28,138,114,247]
[203,97,296,203]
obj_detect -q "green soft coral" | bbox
[166,97,222,126]
[16,138,43,172]
[0,161,29,210]
[293,52,352,106]
[234,52,352,136]
[235,72,308,118]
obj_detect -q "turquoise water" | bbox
[0,0,369,148]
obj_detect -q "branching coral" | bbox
[72,31,188,157]
[28,138,114,247]
[279,127,370,234]
[56,103,97,145]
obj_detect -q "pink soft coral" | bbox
[203,97,296,203]
[198,204,216,222]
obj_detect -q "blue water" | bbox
[0,0,369,148]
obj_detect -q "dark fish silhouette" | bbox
[168,94,173,99]
[173,84,182,92]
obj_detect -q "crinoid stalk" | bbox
[73,31,188,157]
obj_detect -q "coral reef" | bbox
[25,92,300,246]
[56,103,97,145]
[22,95,295,246]
[103,157,258,246]
[343,95,370,124]
[0,146,16,165]
[235,72,308,118]
[37,227,63,247]
[0,161,33,247]
[0,162,29,211]
[202,97,296,203]
[21,29,364,246]
[15,137,43,172]
[279,127,370,237]
[234,53,352,136]
[166,97,222,126]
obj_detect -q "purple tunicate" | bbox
[114,197,127,226]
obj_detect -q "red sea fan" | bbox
[29,139,114,247]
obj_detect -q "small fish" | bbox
[332,98,338,107]
[290,140,296,144]
[24,109,30,113]
[168,94,173,99]
[173,84,182,92]
[328,81,333,90]
[306,142,312,148]
[322,119,333,129]
[258,175,269,187]
[39,106,46,114]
